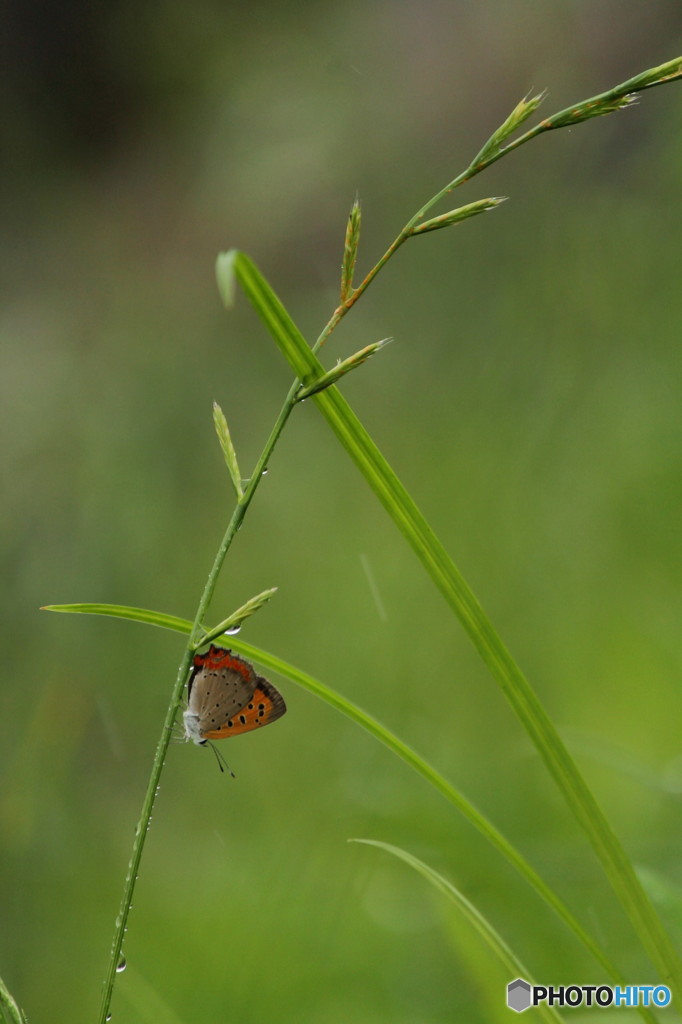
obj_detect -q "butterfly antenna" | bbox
[207,741,236,778]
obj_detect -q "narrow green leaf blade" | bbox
[225,637,653,1020]
[42,604,193,635]
[316,378,682,998]
[226,253,682,998]
[351,840,563,1024]
[0,972,27,1024]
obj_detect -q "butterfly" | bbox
[183,645,286,750]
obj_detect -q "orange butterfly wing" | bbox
[201,679,286,740]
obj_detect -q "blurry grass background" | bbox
[3,2,682,1021]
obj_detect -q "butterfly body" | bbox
[183,644,286,745]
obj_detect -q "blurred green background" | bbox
[3,2,682,1021]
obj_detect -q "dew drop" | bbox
[106,1015,112,1021]
[116,955,127,973]
[224,624,241,636]
[261,468,269,476]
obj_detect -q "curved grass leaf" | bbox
[0,973,27,1024]
[38,601,658,1020]
[227,638,654,1024]
[351,839,562,1024]
[222,249,682,998]
[41,604,193,635]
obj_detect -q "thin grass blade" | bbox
[42,604,194,635]
[224,250,682,998]
[351,839,562,1024]
[35,598,656,1017]
[226,638,655,1021]
[0,974,27,1024]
